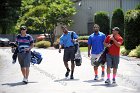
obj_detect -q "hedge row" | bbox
[124,10,140,50]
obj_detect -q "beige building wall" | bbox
[69,0,140,35]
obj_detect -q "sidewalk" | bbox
[0,48,140,93]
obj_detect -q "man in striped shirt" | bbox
[16,25,34,84]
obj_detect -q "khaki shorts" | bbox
[91,54,104,66]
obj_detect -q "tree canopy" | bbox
[16,0,76,34]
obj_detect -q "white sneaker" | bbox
[105,79,111,84]
[23,78,28,84]
[12,60,16,64]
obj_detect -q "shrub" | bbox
[94,11,110,35]
[135,4,140,10]
[35,41,51,48]
[78,36,89,40]
[128,45,140,58]
[121,46,131,56]
[79,40,88,47]
[124,10,140,50]
[111,8,124,38]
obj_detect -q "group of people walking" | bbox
[13,24,123,84]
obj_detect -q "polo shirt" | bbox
[105,34,123,56]
[88,32,106,54]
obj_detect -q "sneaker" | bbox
[94,75,99,80]
[112,78,116,84]
[70,75,74,79]
[23,78,28,84]
[12,60,16,64]
[101,71,105,78]
[65,70,70,77]
[105,79,111,84]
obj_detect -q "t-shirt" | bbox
[88,32,106,54]
[105,34,123,56]
[16,34,34,53]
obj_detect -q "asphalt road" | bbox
[0,47,140,93]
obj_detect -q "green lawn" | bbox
[80,47,88,52]
[80,46,124,52]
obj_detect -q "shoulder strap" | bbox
[71,31,74,39]
[17,34,20,39]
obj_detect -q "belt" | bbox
[65,46,74,48]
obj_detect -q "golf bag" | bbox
[31,51,43,65]
[94,40,113,67]
[9,42,43,65]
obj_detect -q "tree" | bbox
[0,0,21,34]
[124,10,140,50]
[94,11,110,35]
[16,0,76,34]
[111,8,124,38]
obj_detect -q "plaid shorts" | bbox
[18,52,31,68]
[106,54,119,68]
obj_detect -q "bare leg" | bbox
[64,61,70,77]
[25,67,29,79]
[70,61,75,79]
[21,68,26,78]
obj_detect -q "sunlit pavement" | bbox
[0,47,140,93]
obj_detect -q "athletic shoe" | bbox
[112,78,116,84]
[101,71,105,78]
[23,78,28,84]
[94,75,99,80]
[70,75,74,79]
[65,70,70,77]
[12,60,16,64]
[105,79,111,84]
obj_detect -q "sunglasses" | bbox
[20,28,26,30]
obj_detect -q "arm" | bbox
[88,45,91,57]
[59,44,62,53]
[110,35,123,47]
[59,37,63,53]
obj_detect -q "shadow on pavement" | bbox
[91,83,118,87]
[2,81,38,87]
[54,78,79,82]
[83,79,104,83]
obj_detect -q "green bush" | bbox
[35,41,51,48]
[79,40,88,47]
[135,4,140,10]
[124,10,140,50]
[129,45,140,58]
[78,36,89,40]
[111,8,124,38]
[121,46,131,56]
[94,11,110,35]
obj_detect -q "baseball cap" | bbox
[112,27,120,32]
[20,25,27,30]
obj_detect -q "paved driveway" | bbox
[0,48,140,93]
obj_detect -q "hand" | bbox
[107,44,112,47]
[88,52,90,57]
[110,35,115,41]
[59,49,61,53]
[24,48,30,52]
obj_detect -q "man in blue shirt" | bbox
[59,25,78,79]
[88,24,106,80]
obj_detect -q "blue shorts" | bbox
[106,54,119,68]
